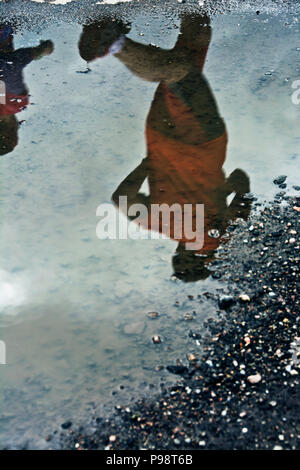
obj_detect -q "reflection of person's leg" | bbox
[116,14,212,83]
[0,24,14,53]
[174,13,211,72]
[165,13,224,143]
[0,115,18,156]
[115,38,191,84]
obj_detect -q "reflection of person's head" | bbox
[78,18,130,62]
[0,115,18,156]
[172,244,214,282]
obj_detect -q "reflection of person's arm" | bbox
[115,38,192,84]
[112,158,150,210]
[31,41,54,60]
[14,41,54,64]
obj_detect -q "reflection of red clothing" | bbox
[0,92,29,116]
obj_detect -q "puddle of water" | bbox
[0,6,299,448]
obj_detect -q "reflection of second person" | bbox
[0,24,54,155]
[79,15,251,281]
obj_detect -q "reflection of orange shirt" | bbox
[146,128,227,251]
[143,80,228,252]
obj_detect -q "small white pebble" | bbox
[239,294,251,302]
[247,373,262,384]
[242,427,248,433]
[285,365,298,375]
[152,335,162,344]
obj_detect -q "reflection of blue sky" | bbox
[0,270,26,310]
[1,20,178,323]
[2,14,297,323]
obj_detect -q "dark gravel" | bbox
[56,192,300,450]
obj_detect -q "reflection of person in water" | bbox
[79,14,251,282]
[0,24,54,155]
